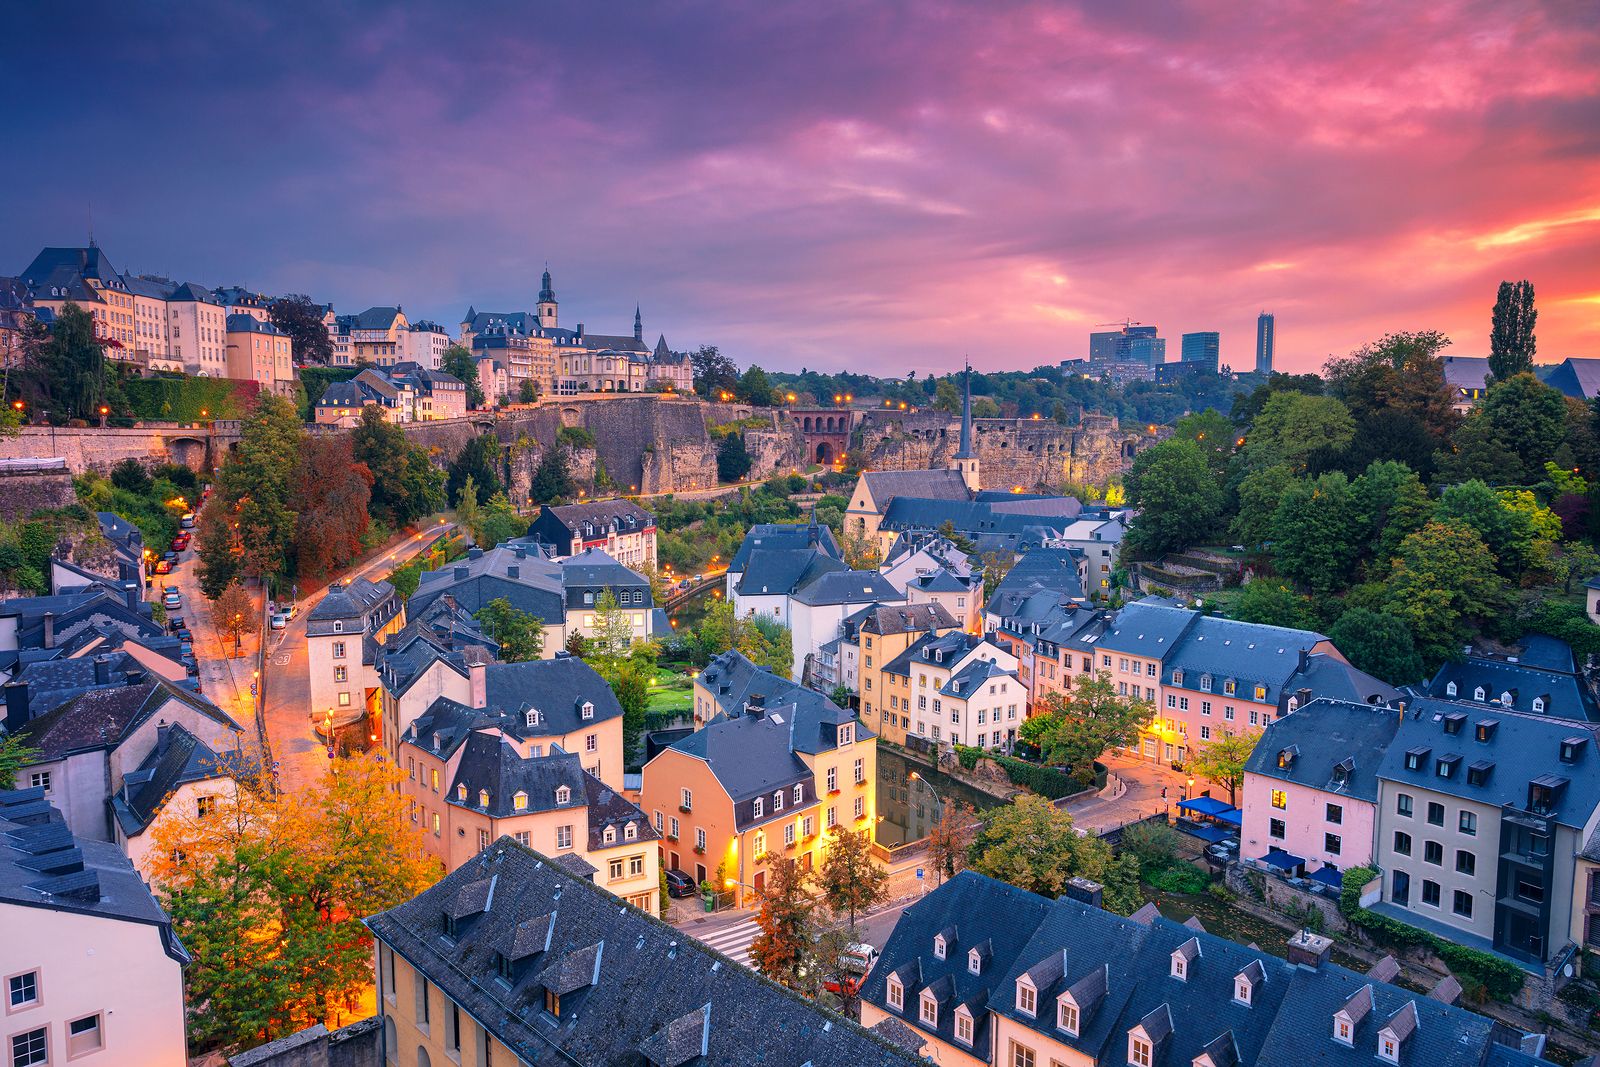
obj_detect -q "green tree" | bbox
[717,432,752,482]
[1122,438,1223,558]
[195,506,240,599]
[1327,608,1425,684]
[589,590,637,665]
[529,446,577,504]
[1385,521,1502,667]
[933,379,961,413]
[473,597,546,661]
[969,795,1138,912]
[1324,331,1458,463]
[0,734,40,789]
[927,800,977,882]
[212,394,304,586]
[695,599,793,676]
[1185,730,1259,805]
[351,406,445,527]
[1556,540,1600,595]
[1351,460,1433,566]
[1229,580,1316,630]
[19,302,107,420]
[110,458,153,494]
[476,492,526,548]
[447,433,502,504]
[1020,674,1150,772]
[1465,373,1568,485]
[1172,408,1237,481]
[1436,480,1542,581]
[211,581,259,656]
[441,345,486,408]
[1229,464,1293,547]
[1270,472,1364,594]
[749,857,815,989]
[517,378,538,404]
[268,294,334,365]
[736,365,774,406]
[1241,392,1356,473]
[817,827,887,930]
[691,345,739,399]
[1489,280,1537,382]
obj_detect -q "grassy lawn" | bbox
[646,667,694,715]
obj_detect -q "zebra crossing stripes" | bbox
[691,918,760,967]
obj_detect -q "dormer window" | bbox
[526,709,542,727]
[1560,736,1589,763]
[1172,955,1187,980]
[456,784,467,801]
[1379,1034,1399,1064]
[1129,1034,1153,1067]
[954,1006,973,1045]
[581,701,594,719]
[1436,754,1460,779]
[1224,679,1237,696]
[603,826,615,844]
[624,822,637,840]
[1446,681,1458,697]
[1200,673,1212,692]
[887,976,904,1011]
[1473,686,1486,701]
[968,948,982,975]
[1172,670,1183,686]
[933,934,947,959]
[1016,979,1037,1017]
[333,620,344,632]
[1532,697,1546,714]
[1334,1017,1352,1045]
[479,789,490,808]
[1475,720,1498,742]
[1057,997,1079,1035]
[919,990,938,1026]
[754,798,765,818]
[1443,712,1466,735]
[1403,746,1430,772]
[1232,962,1262,1006]
[1235,977,1252,1004]
[555,785,571,804]
[839,724,853,745]
[513,791,528,812]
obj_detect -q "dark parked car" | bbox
[664,870,696,898]
[167,616,185,633]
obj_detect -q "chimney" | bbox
[507,565,520,580]
[515,547,527,560]
[156,720,172,755]
[1063,876,1103,910]
[469,660,487,709]
[745,694,766,719]
[42,612,54,649]
[1286,929,1333,969]
[454,566,469,581]
[468,547,483,561]
[4,681,30,733]
[94,655,113,685]
[1297,647,1310,673]
[123,582,140,610]
[1295,687,1312,709]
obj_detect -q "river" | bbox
[874,745,1006,848]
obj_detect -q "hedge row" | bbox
[952,745,1089,799]
[1338,866,1525,1001]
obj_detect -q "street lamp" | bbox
[233,613,242,655]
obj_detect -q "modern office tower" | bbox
[1180,331,1220,373]
[1089,324,1164,365]
[1256,312,1275,374]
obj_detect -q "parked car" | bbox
[164,585,180,595]
[270,612,288,631]
[154,560,172,574]
[823,943,880,996]
[163,593,183,610]
[167,615,185,633]
[179,512,196,529]
[176,629,193,644]
[179,641,193,657]
[663,870,696,899]
[171,534,190,551]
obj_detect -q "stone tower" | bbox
[537,268,558,329]
[950,360,981,492]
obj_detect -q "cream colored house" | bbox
[111,721,248,879]
[224,313,295,395]
[305,577,403,728]
[0,789,190,1067]
[400,700,658,911]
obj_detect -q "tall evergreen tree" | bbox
[1489,279,1537,381]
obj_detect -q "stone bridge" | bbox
[0,421,243,474]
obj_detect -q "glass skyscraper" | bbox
[1256,312,1275,374]
[1180,331,1220,373]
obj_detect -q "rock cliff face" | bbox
[855,411,1158,491]
[401,397,806,496]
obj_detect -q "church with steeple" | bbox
[457,267,692,400]
[950,360,982,492]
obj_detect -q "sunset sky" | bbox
[2,1,1596,375]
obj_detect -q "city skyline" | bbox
[2,2,1595,375]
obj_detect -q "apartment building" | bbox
[305,577,404,725]
[111,720,251,877]
[1421,635,1599,722]
[524,499,658,569]
[834,601,961,724]
[861,869,1558,1067]
[402,319,451,369]
[0,789,191,1067]
[1372,700,1600,968]
[880,533,983,626]
[875,630,1022,750]
[392,362,468,421]
[18,246,143,367]
[643,653,875,905]
[399,698,657,910]
[1240,699,1402,879]
[343,305,410,365]
[365,838,920,1067]
[378,649,626,790]
[224,313,295,395]
[11,679,245,845]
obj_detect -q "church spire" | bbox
[950,359,981,492]
[634,304,643,343]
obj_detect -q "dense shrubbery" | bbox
[123,375,252,421]
[953,745,1088,799]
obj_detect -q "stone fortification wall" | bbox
[0,424,237,474]
[856,411,1160,491]
[0,462,77,520]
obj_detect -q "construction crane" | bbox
[1095,319,1144,331]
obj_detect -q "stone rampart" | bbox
[0,424,238,474]
[0,461,77,520]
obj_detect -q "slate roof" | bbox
[728,521,842,575]
[13,653,145,718]
[306,576,397,632]
[365,839,918,1066]
[882,630,984,679]
[858,470,972,512]
[735,548,846,597]
[843,601,960,638]
[225,313,285,335]
[0,788,190,964]
[1541,358,1600,401]
[527,499,655,547]
[869,870,1556,1067]
[878,497,1073,553]
[1442,355,1493,395]
[1378,698,1600,828]
[1287,652,1402,705]
[110,722,251,836]
[18,247,125,295]
[1096,599,1200,658]
[481,656,625,736]
[791,568,902,607]
[16,679,242,760]
[411,545,568,624]
[696,649,807,718]
[350,305,403,330]
[1423,644,1597,722]
[941,656,1011,698]
[881,532,973,574]
[1243,699,1402,803]
[910,568,974,594]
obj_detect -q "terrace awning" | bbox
[1309,866,1344,890]
[1182,824,1232,844]
[1177,796,1242,825]
[1262,848,1305,871]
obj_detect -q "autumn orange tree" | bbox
[748,857,816,989]
[149,755,437,1054]
[817,827,887,930]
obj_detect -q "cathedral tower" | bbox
[950,360,981,492]
[537,268,558,328]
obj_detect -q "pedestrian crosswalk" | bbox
[692,918,760,967]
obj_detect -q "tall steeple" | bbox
[634,305,643,343]
[950,359,981,492]
[537,266,558,328]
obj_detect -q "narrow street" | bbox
[165,536,262,749]
[257,519,455,794]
